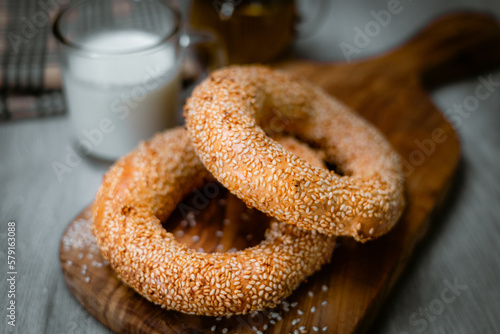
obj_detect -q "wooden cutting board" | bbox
[60,12,500,334]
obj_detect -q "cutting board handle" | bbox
[387,12,500,86]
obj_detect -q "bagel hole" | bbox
[162,182,270,253]
[325,161,344,176]
[273,135,346,176]
[289,139,346,176]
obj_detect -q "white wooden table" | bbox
[1,1,499,333]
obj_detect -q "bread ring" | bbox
[92,127,336,316]
[184,66,405,242]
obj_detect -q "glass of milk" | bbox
[53,0,222,160]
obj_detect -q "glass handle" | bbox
[296,0,331,39]
[181,29,228,84]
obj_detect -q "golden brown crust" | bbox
[184,65,405,242]
[92,128,336,316]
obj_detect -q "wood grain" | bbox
[59,12,500,334]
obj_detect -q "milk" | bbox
[62,30,181,160]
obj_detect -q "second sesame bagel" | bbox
[184,66,405,242]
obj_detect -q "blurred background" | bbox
[1,0,499,333]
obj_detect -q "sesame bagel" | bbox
[92,127,336,316]
[184,66,405,242]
